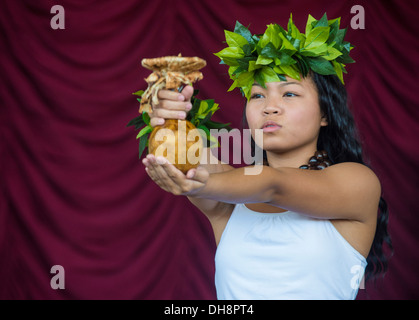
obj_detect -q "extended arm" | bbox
[147,158,381,223]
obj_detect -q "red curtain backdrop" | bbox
[1,0,418,299]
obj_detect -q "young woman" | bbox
[142,17,391,300]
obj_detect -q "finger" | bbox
[145,167,171,193]
[158,89,186,101]
[142,157,150,167]
[155,98,191,111]
[145,167,156,182]
[186,168,196,179]
[156,156,185,181]
[180,85,194,101]
[144,156,161,183]
[145,154,163,181]
[151,107,187,121]
[147,155,173,191]
[186,166,209,183]
[155,156,194,194]
[150,117,165,127]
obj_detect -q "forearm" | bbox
[192,166,277,204]
[199,147,234,174]
[185,147,234,213]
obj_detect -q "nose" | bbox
[263,99,282,115]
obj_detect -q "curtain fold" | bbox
[1,0,418,299]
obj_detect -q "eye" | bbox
[250,93,265,100]
[283,91,298,98]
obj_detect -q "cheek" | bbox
[288,108,323,133]
[245,107,259,130]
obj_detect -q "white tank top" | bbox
[215,203,367,300]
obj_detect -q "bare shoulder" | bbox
[272,162,381,222]
[325,162,381,222]
[326,162,381,195]
[325,163,381,257]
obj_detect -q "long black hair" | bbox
[312,72,392,281]
[244,72,392,281]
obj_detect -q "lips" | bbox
[262,121,281,132]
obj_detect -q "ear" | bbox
[320,114,328,127]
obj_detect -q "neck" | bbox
[265,145,317,169]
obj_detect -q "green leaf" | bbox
[209,101,219,114]
[336,44,355,64]
[242,84,253,101]
[197,124,210,138]
[261,43,279,59]
[214,46,244,60]
[332,61,344,84]
[188,96,202,122]
[304,26,330,50]
[255,55,273,65]
[278,74,287,81]
[275,64,301,80]
[198,109,214,126]
[198,125,219,147]
[228,65,239,74]
[261,66,280,83]
[219,56,240,66]
[254,69,266,88]
[248,60,262,72]
[205,120,232,130]
[139,135,148,158]
[323,45,342,61]
[290,37,302,51]
[300,43,328,56]
[287,13,302,40]
[237,56,254,70]
[132,90,144,97]
[264,24,282,48]
[196,100,209,118]
[136,125,152,139]
[242,44,252,56]
[256,32,271,55]
[126,116,145,129]
[227,79,239,92]
[335,28,347,45]
[305,14,318,35]
[236,71,255,87]
[337,54,355,64]
[225,30,248,48]
[327,19,340,44]
[234,21,255,46]
[276,52,295,66]
[328,17,341,28]
[308,57,336,75]
[279,33,297,54]
[142,111,150,125]
[314,13,329,28]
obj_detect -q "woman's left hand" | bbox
[142,154,209,196]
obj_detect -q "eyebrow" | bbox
[252,81,303,87]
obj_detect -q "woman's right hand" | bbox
[143,154,209,196]
[147,84,232,177]
[149,85,194,127]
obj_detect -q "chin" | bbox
[259,136,285,150]
[260,143,287,153]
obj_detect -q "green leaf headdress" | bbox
[214,13,355,100]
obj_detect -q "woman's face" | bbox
[245,76,327,154]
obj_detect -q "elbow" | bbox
[265,167,284,204]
